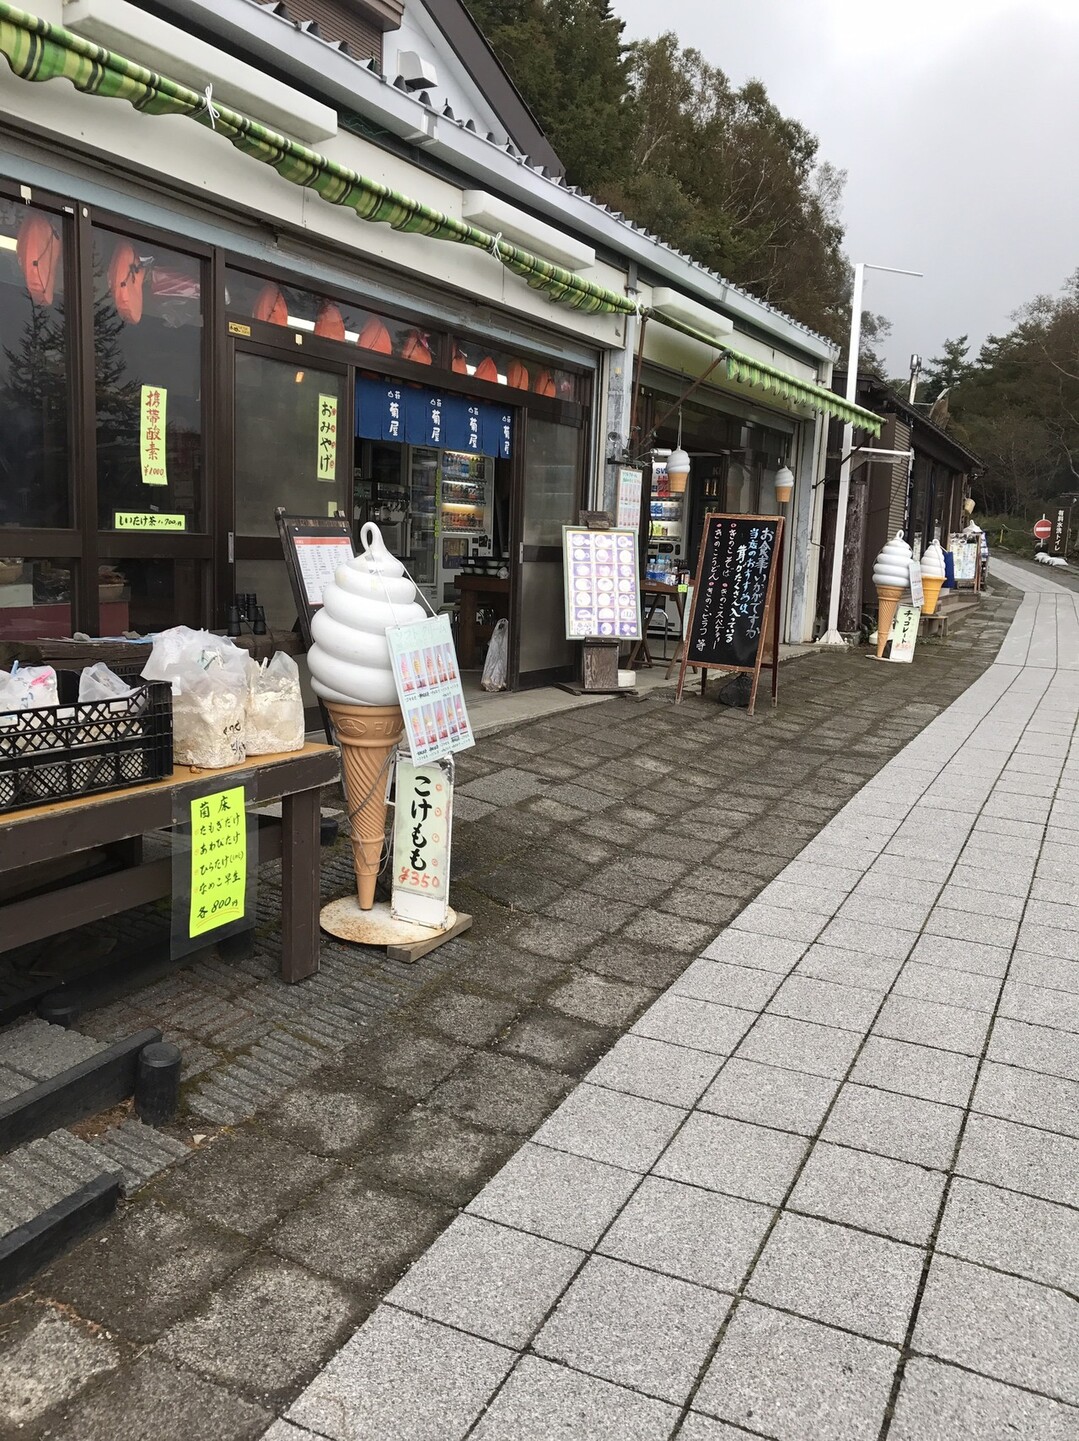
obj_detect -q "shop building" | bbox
[0,0,878,688]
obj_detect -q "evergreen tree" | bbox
[922,336,974,403]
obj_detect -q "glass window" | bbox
[450,337,579,401]
[0,201,71,529]
[0,557,74,642]
[521,417,580,547]
[225,268,438,366]
[93,228,204,529]
[98,558,203,634]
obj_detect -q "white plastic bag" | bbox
[245,652,304,755]
[480,618,508,692]
[142,627,248,768]
[142,626,248,695]
[78,662,136,703]
[0,664,58,710]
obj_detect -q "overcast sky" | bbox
[612,0,1079,374]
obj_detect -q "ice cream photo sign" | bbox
[386,614,475,766]
[561,525,642,641]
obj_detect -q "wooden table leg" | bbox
[281,787,321,983]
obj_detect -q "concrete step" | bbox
[0,1130,114,1235]
[0,1018,108,1085]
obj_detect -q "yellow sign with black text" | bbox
[189,786,247,938]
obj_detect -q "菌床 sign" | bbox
[392,756,452,928]
[189,785,247,937]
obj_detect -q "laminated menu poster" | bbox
[562,525,642,640]
[387,613,475,765]
[677,512,784,714]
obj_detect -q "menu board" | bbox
[294,534,355,607]
[387,613,475,765]
[562,525,642,640]
[677,512,784,714]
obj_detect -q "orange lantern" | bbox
[253,283,288,326]
[475,355,499,384]
[451,344,469,374]
[533,369,556,398]
[401,329,433,365]
[17,214,61,306]
[314,301,346,340]
[506,358,530,389]
[357,316,393,354]
[108,241,145,324]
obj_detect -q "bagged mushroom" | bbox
[245,651,305,755]
[142,627,248,768]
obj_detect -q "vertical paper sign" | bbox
[889,605,921,664]
[189,785,247,937]
[908,560,924,608]
[140,385,167,485]
[317,394,338,481]
[392,756,453,928]
[616,468,644,531]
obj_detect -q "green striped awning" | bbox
[0,1,882,433]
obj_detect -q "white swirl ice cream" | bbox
[919,540,946,580]
[307,522,427,706]
[872,532,913,591]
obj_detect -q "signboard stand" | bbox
[276,508,356,743]
[558,511,641,696]
[676,513,784,717]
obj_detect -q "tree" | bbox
[922,336,973,403]
[858,311,892,377]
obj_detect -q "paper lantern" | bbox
[314,301,346,340]
[357,316,393,354]
[533,369,556,398]
[108,241,145,324]
[16,213,61,306]
[475,356,499,384]
[401,329,433,365]
[451,345,469,374]
[253,283,288,326]
[506,358,530,389]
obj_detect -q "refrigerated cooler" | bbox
[437,450,493,604]
[642,454,688,653]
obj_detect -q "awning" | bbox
[0,2,882,435]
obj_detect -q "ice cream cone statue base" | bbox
[875,586,904,659]
[324,701,403,910]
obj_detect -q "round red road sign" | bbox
[1034,518,1052,541]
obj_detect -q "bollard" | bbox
[37,990,81,1030]
[134,1041,182,1126]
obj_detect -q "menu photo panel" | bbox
[562,525,642,642]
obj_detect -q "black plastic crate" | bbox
[0,671,173,815]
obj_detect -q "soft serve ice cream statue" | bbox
[872,532,913,658]
[919,540,947,616]
[307,522,427,707]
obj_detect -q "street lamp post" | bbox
[818,261,922,647]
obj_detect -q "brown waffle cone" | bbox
[921,576,944,616]
[875,584,904,659]
[324,701,404,911]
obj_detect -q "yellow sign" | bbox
[189,785,247,937]
[114,512,186,531]
[228,321,252,337]
[317,393,338,481]
[140,384,167,485]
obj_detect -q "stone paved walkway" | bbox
[272,557,1079,1441]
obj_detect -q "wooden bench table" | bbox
[0,743,339,984]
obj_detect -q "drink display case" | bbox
[645,456,686,585]
[438,451,493,604]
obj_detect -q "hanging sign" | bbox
[355,379,513,458]
[888,605,921,663]
[387,613,474,764]
[316,394,338,481]
[616,468,644,531]
[562,525,642,640]
[139,385,168,485]
[114,511,186,532]
[189,785,247,938]
[392,756,453,928]
[908,560,924,608]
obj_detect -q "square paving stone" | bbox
[587,1034,722,1107]
[54,1356,269,1441]
[747,1212,924,1344]
[496,1008,614,1075]
[701,931,808,973]
[657,889,746,927]
[630,993,753,1055]
[513,916,606,960]
[428,1051,573,1134]
[794,944,902,993]
[579,940,695,989]
[151,1130,337,1238]
[767,974,883,1032]
[851,1037,977,1106]
[872,995,992,1056]
[907,934,1012,979]
[937,1177,1079,1292]
[287,1306,514,1441]
[788,1141,945,1245]
[0,1305,120,1429]
[999,979,1079,1032]
[620,910,717,952]
[736,1014,862,1080]
[600,1176,771,1291]
[454,948,569,1002]
[531,1083,685,1173]
[269,1175,450,1290]
[821,1084,963,1169]
[408,988,521,1047]
[892,963,1001,1014]
[1010,951,1079,996]
[695,1302,898,1441]
[157,1255,357,1399]
[653,1112,808,1206]
[356,1106,519,1206]
[957,1113,1079,1208]
[534,1255,729,1405]
[971,1060,1079,1137]
[260,1078,409,1159]
[730,902,827,944]
[699,1058,838,1135]
[816,917,918,962]
[545,890,637,929]
[889,1357,1079,1441]
[672,959,782,1012]
[387,1213,581,1349]
[988,1017,1079,1082]
[913,1254,1078,1404]
[467,1142,638,1249]
[547,971,655,1028]
[332,1025,470,1100]
[470,1354,679,1440]
[43,1200,250,1343]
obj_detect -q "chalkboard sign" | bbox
[676,512,784,715]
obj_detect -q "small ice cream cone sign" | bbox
[872,532,913,659]
[919,540,947,615]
